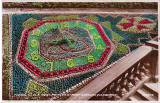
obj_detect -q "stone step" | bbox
[121,75,150,100]
[136,88,157,101]
[134,91,148,100]
[143,83,158,96]
[128,95,142,101]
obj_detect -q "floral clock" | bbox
[16,17,115,82]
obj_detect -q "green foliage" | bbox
[67,59,74,68]
[25,32,51,72]
[116,25,123,30]
[134,17,144,23]
[112,32,123,42]
[103,21,123,41]
[118,18,128,24]
[33,29,41,37]
[46,62,54,71]
[97,44,104,51]
[30,39,38,48]
[50,39,67,45]
[26,80,48,95]
[78,21,87,29]
[87,24,94,30]
[103,21,112,29]
[115,43,129,54]
[54,60,68,71]
[87,55,95,63]
[90,49,103,62]
[51,23,59,28]
[45,23,52,30]
[23,18,39,29]
[141,29,150,33]
[74,56,88,67]
[127,26,139,33]
[94,38,107,49]
[85,16,99,22]
[145,24,156,28]
[39,25,47,33]
[30,52,39,61]
[59,22,69,29]
[93,34,100,40]
[69,21,76,28]
[43,15,78,20]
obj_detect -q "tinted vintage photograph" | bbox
[2,2,158,101]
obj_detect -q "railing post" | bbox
[145,36,158,82]
[150,48,158,82]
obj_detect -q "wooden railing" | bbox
[145,36,158,82]
[67,45,158,100]
[145,36,158,49]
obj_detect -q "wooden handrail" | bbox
[145,37,158,81]
[145,40,158,49]
[150,49,158,82]
[67,46,153,100]
[145,36,158,49]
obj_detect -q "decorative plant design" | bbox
[116,17,156,33]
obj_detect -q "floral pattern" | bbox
[116,17,156,33]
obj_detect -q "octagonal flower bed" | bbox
[6,13,158,99]
[16,18,114,81]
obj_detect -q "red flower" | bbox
[117,17,156,33]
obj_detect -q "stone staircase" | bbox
[128,80,158,101]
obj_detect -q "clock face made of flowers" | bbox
[16,18,114,81]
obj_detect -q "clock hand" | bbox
[50,39,67,45]
[66,38,76,48]
[50,29,76,48]
[61,32,76,49]
[50,39,75,49]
